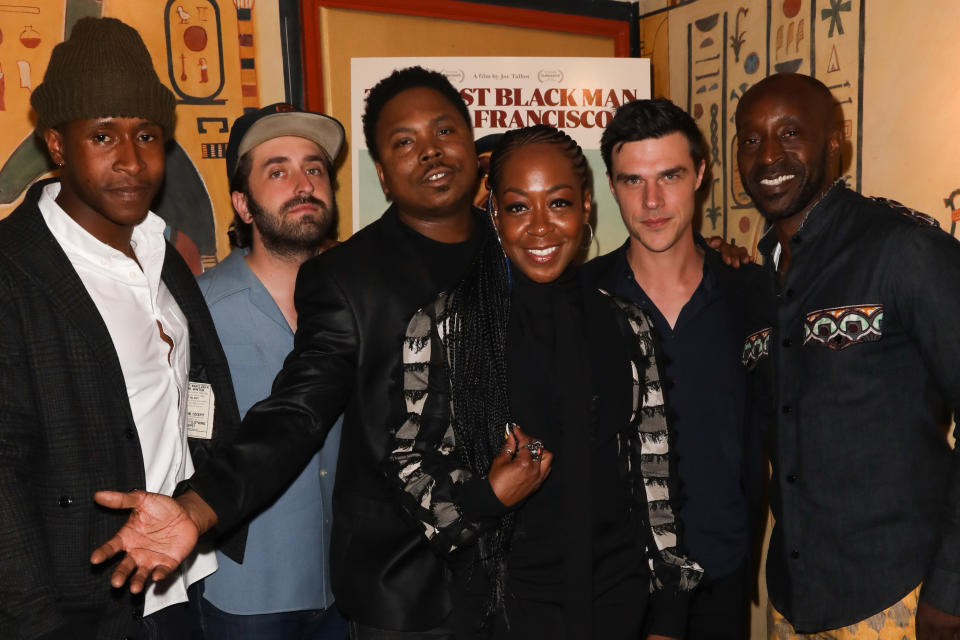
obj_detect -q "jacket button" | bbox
[781,405,792,414]
[791,549,800,559]
[124,427,136,440]
[58,495,73,508]
[786,473,798,484]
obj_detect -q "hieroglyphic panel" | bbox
[685,11,727,236]
[165,0,227,106]
[670,0,864,254]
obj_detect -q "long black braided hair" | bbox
[441,124,591,623]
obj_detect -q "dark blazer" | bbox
[0,180,243,640]
[186,206,476,631]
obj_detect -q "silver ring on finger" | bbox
[524,440,544,462]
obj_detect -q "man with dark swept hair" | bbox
[586,97,765,640]
[92,65,544,639]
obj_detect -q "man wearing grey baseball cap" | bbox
[195,103,349,639]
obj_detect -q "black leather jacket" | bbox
[185,206,483,631]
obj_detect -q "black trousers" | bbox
[135,582,204,640]
[451,575,648,640]
[349,616,457,640]
[685,558,751,640]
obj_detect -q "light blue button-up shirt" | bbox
[197,249,342,614]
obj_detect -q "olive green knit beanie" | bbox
[31,17,176,139]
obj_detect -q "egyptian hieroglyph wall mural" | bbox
[664,0,864,254]
[643,0,960,254]
[0,0,287,270]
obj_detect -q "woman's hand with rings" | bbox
[487,425,552,507]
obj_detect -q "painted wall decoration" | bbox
[165,0,226,107]
[0,0,288,268]
[666,0,864,254]
[0,1,62,213]
[637,0,698,12]
[947,189,960,237]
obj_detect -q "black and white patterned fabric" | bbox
[602,292,704,593]
[387,288,703,594]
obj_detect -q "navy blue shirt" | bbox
[609,239,750,580]
[744,184,960,632]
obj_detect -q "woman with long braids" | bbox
[384,124,702,639]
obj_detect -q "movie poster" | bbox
[350,57,651,258]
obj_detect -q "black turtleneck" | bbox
[398,217,482,294]
[502,266,647,632]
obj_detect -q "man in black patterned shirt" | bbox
[736,72,960,640]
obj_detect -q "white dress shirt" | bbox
[39,182,216,616]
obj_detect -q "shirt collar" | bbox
[208,248,294,335]
[758,179,847,262]
[38,181,169,301]
[38,181,168,265]
[615,234,720,302]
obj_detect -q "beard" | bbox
[247,191,335,259]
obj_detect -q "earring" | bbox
[583,223,595,246]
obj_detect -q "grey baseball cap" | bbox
[226,102,345,181]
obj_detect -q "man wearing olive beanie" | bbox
[0,17,243,640]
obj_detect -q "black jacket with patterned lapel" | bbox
[184,205,488,631]
[0,179,244,640]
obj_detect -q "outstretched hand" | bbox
[488,425,553,507]
[90,490,201,593]
[916,600,960,640]
[706,235,754,267]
